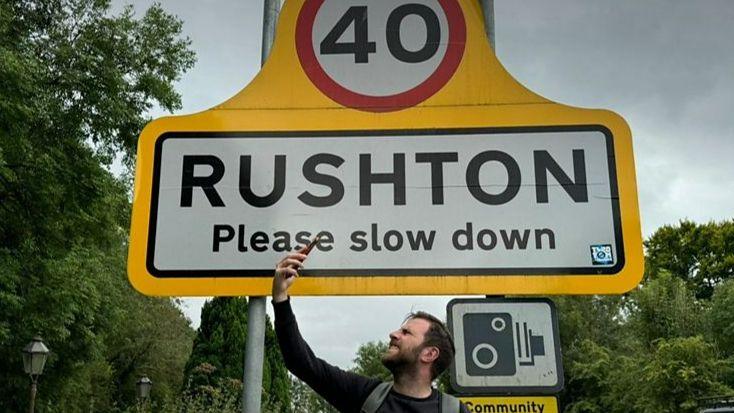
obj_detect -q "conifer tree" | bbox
[184,297,290,410]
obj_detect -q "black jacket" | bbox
[273,298,469,413]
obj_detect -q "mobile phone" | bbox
[299,234,322,256]
[285,235,321,276]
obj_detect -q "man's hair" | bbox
[406,311,455,380]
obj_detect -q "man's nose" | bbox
[389,330,399,341]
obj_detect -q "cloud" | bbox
[494,0,734,236]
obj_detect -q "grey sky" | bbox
[115,0,734,368]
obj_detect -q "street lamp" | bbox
[136,376,153,410]
[22,336,50,413]
[136,376,152,399]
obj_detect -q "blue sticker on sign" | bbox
[590,245,614,265]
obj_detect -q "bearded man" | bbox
[272,251,469,413]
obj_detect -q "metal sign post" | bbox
[242,1,280,412]
[479,0,495,50]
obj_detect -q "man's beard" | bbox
[381,345,421,377]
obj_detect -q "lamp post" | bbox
[136,376,152,412]
[22,336,50,413]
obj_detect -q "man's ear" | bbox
[420,346,439,364]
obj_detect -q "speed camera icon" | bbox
[462,312,547,377]
[464,313,516,376]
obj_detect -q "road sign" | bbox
[128,0,643,296]
[447,298,563,394]
[459,396,559,413]
[149,127,621,278]
[296,0,466,111]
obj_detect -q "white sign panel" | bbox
[447,298,563,394]
[146,127,621,278]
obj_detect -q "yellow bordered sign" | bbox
[128,0,643,296]
[459,396,559,413]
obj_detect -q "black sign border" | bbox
[447,297,565,395]
[146,125,624,278]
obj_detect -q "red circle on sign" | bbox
[296,0,466,112]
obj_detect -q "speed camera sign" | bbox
[296,0,466,111]
[447,298,563,394]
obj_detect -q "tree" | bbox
[104,292,196,409]
[263,319,291,409]
[645,220,734,299]
[183,297,290,410]
[639,337,732,413]
[351,341,391,381]
[0,0,195,410]
[562,339,615,413]
[709,279,734,358]
[558,221,734,412]
[628,271,707,347]
[184,298,249,381]
[554,295,630,353]
[554,295,641,411]
[289,376,338,413]
[178,363,241,413]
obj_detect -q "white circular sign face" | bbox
[296,0,466,111]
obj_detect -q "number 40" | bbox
[319,4,441,64]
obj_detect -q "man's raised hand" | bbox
[272,252,308,303]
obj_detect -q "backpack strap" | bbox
[441,392,461,413]
[361,383,461,413]
[360,382,393,413]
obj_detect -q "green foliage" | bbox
[3,0,195,166]
[555,295,639,411]
[289,376,338,413]
[104,294,195,409]
[558,220,734,412]
[185,298,250,381]
[562,339,612,412]
[117,367,242,413]
[639,337,731,413]
[645,220,734,299]
[561,337,732,413]
[0,0,195,411]
[629,271,707,346]
[709,279,734,358]
[555,295,630,353]
[351,340,391,381]
[435,369,453,394]
[174,363,241,413]
[263,319,291,408]
[183,298,291,411]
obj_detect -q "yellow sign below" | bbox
[459,396,558,413]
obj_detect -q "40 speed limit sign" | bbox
[127,0,644,297]
[296,0,466,111]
